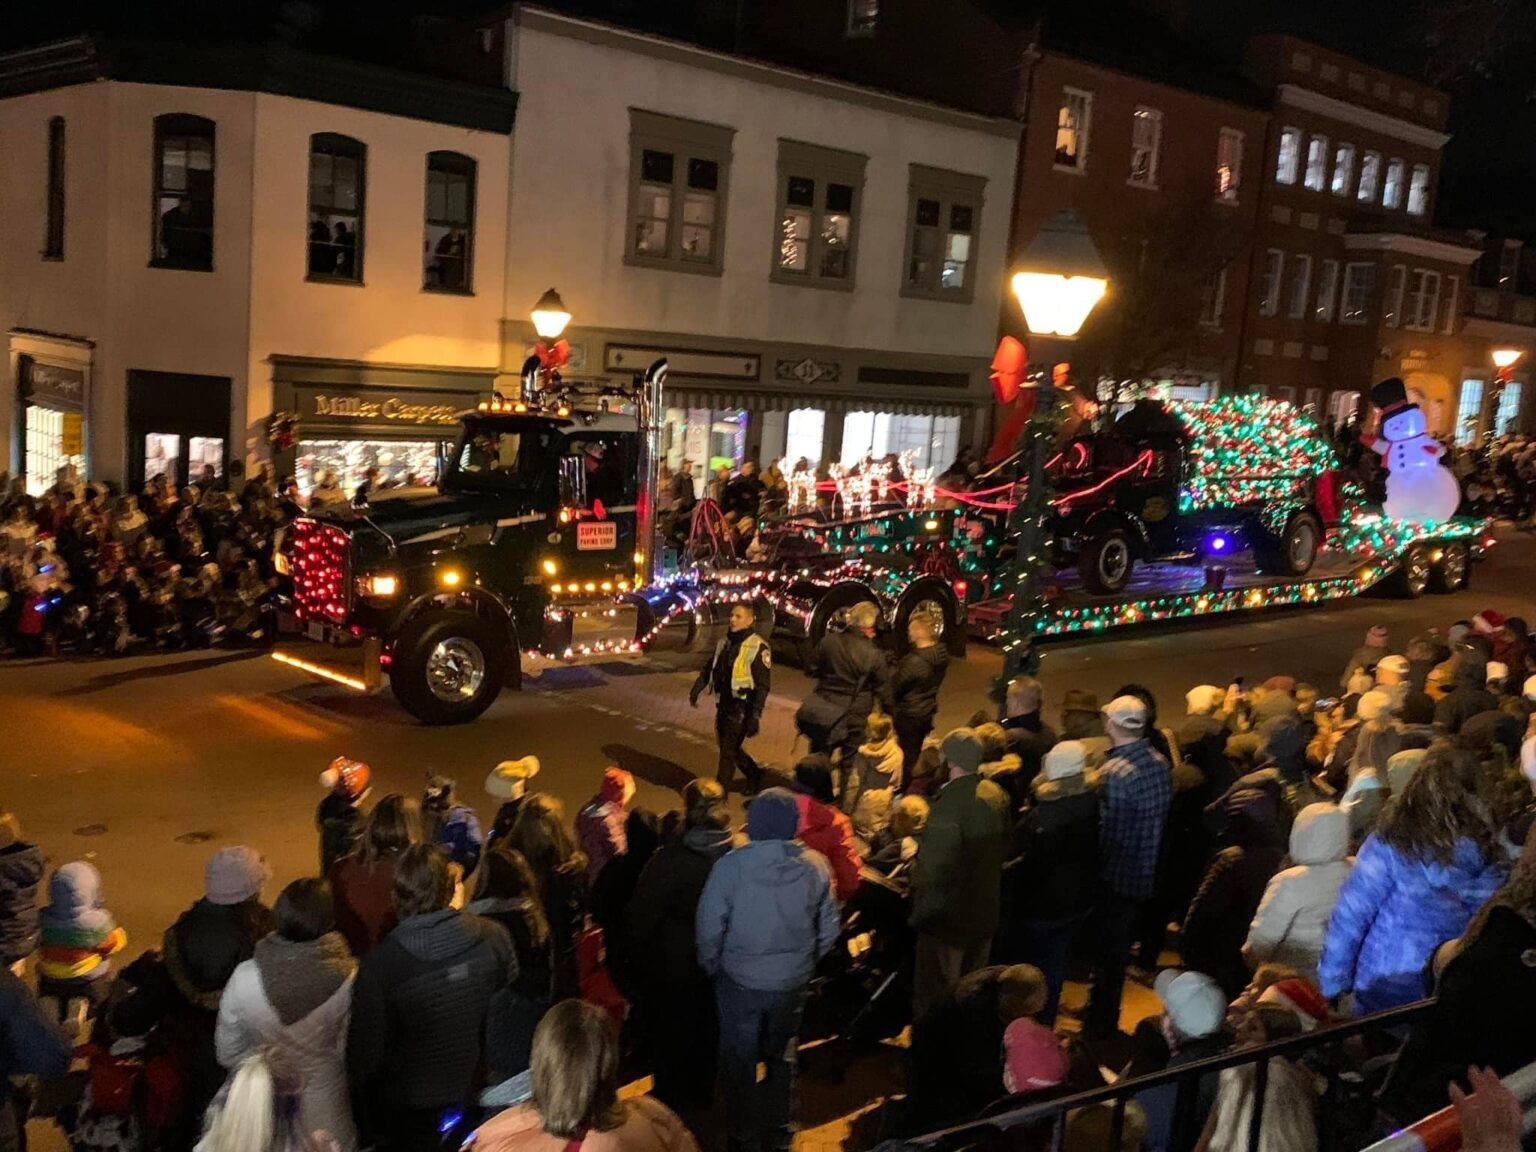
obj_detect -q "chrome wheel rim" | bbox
[1100,540,1130,585]
[1442,545,1467,589]
[912,598,947,637]
[1405,549,1430,594]
[426,637,486,702]
[1289,523,1317,569]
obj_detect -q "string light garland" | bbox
[1170,396,1336,514]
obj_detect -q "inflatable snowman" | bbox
[1367,376,1462,523]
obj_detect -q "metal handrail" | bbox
[910,999,1435,1152]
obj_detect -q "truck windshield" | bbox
[442,419,560,491]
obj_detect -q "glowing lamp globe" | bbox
[1492,348,1522,370]
[1011,210,1110,338]
[530,288,572,339]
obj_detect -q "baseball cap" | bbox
[1102,695,1148,732]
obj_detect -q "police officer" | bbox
[690,601,771,793]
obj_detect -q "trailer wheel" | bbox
[1385,544,1433,599]
[390,611,508,725]
[1078,530,1135,595]
[1429,540,1471,594]
[1256,511,1322,577]
[894,579,963,658]
[797,584,880,666]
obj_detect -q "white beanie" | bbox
[1356,689,1394,722]
[1524,675,1536,703]
[1185,685,1225,716]
[1487,661,1510,685]
[1042,741,1088,781]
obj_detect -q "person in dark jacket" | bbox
[1180,785,1286,998]
[1379,825,1536,1122]
[329,794,420,958]
[590,808,661,939]
[909,964,1048,1127]
[723,461,765,520]
[1436,650,1498,733]
[0,811,43,972]
[891,613,950,772]
[119,846,276,1152]
[796,602,891,760]
[506,795,588,1003]
[697,788,839,1152]
[1000,677,1058,790]
[316,757,371,875]
[999,741,1099,1024]
[690,601,771,794]
[622,780,734,1115]
[468,845,555,1006]
[0,966,71,1152]
[348,845,516,1152]
[911,728,1012,1017]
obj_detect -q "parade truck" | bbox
[273,357,967,724]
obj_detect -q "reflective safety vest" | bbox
[716,632,768,697]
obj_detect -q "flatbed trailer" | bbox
[966,513,1494,643]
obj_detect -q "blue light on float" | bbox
[1209,535,1228,553]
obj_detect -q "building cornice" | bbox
[1343,231,1481,266]
[1462,316,1536,343]
[1276,84,1449,149]
[0,35,518,134]
[513,6,1022,140]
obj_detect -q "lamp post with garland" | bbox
[999,210,1109,688]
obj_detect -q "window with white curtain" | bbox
[783,408,825,468]
[1330,143,1355,197]
[1275,127,1301,184]
[1496,382,1523,435]
[1457,378,1485,445]
[1303,135,1329,191]
[1129,107,1162,187]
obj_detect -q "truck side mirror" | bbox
[558,454,587,510]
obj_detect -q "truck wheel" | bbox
[1385,544,1432,599]
[1429,540,1471,593]
[894,579,963,658]
[1256,511,1322,577]
[1078,530,1134,595]
[390,611,508,725]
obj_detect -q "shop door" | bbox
[127,370,231,489]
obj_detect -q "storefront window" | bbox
[144,433,182,486]
[188,437,223,479]
[660,406,749,495]
[840,411,960,470]
[297,439,444,498]
[24,406,83,496]
[784,408,825,470]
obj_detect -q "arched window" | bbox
[308,133,366,281]
[152,113,216,270]
[423,150,476,292]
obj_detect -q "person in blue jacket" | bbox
[1319,743,1507,1014]
[696,788,839,1152]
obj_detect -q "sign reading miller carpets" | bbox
[301,390,463,427]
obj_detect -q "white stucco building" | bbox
[500,7,1021,473]
[0,37,514,494]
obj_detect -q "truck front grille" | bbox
[288,519,352,625]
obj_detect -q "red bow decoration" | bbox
[535,339,571,372]
[989,336,1027,405]
[987,337,1040,464]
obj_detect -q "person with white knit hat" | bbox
[999,739,1098,1024]
[1486,661,1511,696]
[484,756,541,851]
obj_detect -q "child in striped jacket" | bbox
[37,861,127,1022]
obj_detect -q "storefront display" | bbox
[17,355,87,495]
[297,438,443,497]
[127,369,231,489]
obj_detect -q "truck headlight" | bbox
[359,573,399,598]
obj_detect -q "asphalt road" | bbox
[5,530,1534,964]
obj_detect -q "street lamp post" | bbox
[1000,211,1109,688]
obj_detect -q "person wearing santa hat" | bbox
[575,767,636,885]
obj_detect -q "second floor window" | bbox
[903,165,986,303]
[423,151,476,292]
[1216,128,1243,202]
[626,110,733,275]
[1275,127,1301,185]
[846,0,878,36]
[1406,269,1441,330]
[1287,254,1313,319]
[152,113,215,271]
[1129,107,1162,187]
[1407,164,1431,216]
[774,141,865,288]
[1383,158,1405,209]
[1358,152,1382,203]
[1341,262,1375,324]
[1199,267,1227,327]
[1384,264,1407,327]
[1331,143,1355,197]
[1056,89,1092,170]
[1259,250,1284,316]
[308,134,365,282]
[1303,135,1328,191]
[1315,259,1340,322]
[44,117,65,259]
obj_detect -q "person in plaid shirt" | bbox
[1083,695,1171,1039]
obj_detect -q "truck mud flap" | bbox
[271,635,383,692]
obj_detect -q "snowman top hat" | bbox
[1371,376,1412,418]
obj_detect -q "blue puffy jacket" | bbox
[1319,833,1506,1013]
[696,839,839,992]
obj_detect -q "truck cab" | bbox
[278,405,644,724]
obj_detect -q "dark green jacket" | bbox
[911,773,1011,945]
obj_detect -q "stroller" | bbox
[801,862,916,1048]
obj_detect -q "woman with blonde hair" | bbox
[468,1000,697,1152]
[198,1049,331,1152]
